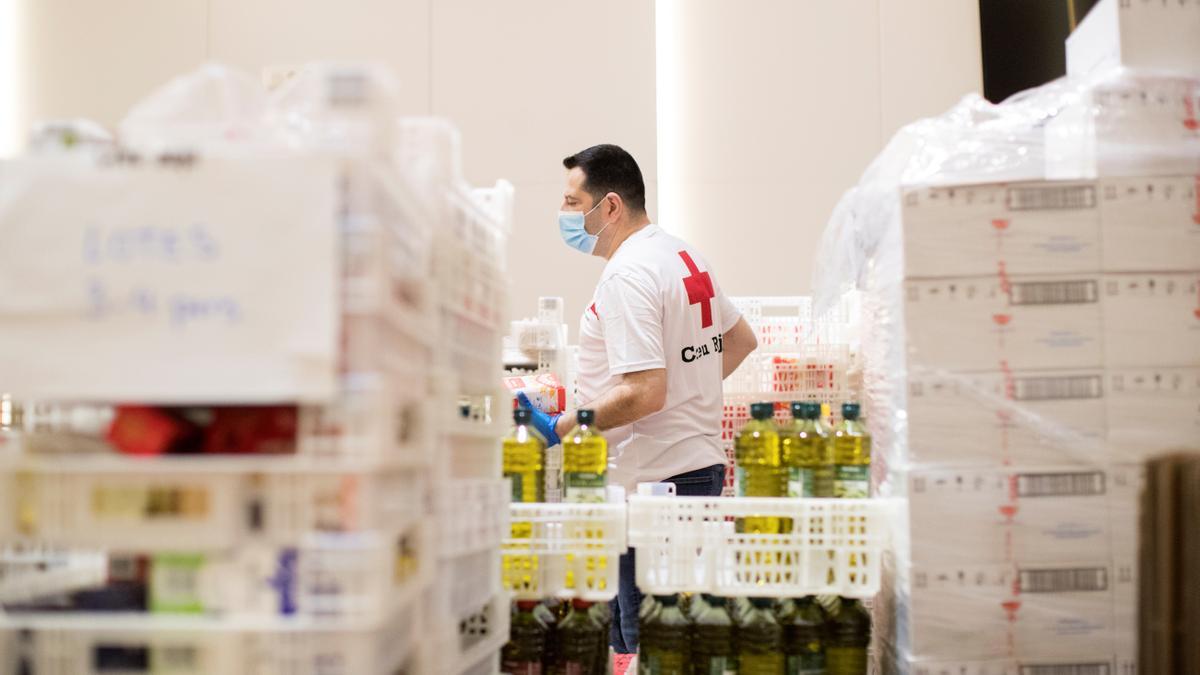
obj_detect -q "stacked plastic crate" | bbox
[406,117,514,675]
[0,64,512,675]
[720,296,855,496]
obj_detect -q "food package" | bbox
[504,373,567,414]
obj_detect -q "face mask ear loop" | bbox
[589,197,612,238]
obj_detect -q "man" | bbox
[519,144,758,655]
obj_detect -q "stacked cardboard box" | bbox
[847,3,1200,670]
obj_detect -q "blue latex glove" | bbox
[516,392,562,447]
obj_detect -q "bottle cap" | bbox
[842,403,861,420]
[789,402,805,419]
[513,408,532,424]
[515,600,540,611]
[577,409,595,425]
[801,402,820,420]
[706,595,727,607]
[749,597,774,609]
[655,594,679,606]
[750,402,774,421]
[571,598,593,610]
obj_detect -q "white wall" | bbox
[11,0,657,334]
[12,0,980,331]
[657,0,982,298]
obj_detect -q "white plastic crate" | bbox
[418,590,510,675]
[434,479,509,560]
[1,586,423,675]
[19,377,429,467]
[628,496,888,598]
[723,347,851,402]
[0,546,106,604]
[129,529,426,620]
[437,395,506,480]
[298,372,430,464]
[339,161,434,325]
[732,296,813,349]
[340,313,435,381]
[501,502,626,601]
[5,466,426,551]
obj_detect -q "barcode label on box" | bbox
[1014,375,1103,401]
[1017,472,1106,497]
[1007,185,1096,210]
[1011,280,1098,305]
[1019,664,1110,675]
[1019,567,1108,593]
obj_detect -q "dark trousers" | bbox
[609,463,726,654]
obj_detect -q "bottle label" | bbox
[500,661,542,675]
[564,471,606,503]
[834,465,869,498]
[826,646,867,673]
[641,654,687,674]
[509,473,524,503]
[786,652,826,675]
[701,657,734,675]
[788,467,815,498]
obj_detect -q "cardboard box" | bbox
[901,182,1101,279]
[901,175,1200,275]
[1100,175,1200,272]
[898,560,1135,660]
[906,466,1139,565]
[1045,78,1200,180]
[907,368,1108,467]
[900,654,1133,675]
[1107,367,1200,459]
[905,275,1104,372]
[1067,0,1200,78]
[502,372,567,414]
[1102,272,1200,369]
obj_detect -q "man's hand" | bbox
[516,392,562,447]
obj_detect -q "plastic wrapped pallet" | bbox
[812,65,1198,674]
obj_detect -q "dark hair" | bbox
[562,144,646,214]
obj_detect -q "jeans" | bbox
[609,463,726,654]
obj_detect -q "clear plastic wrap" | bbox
[118,63,280,154]
[812,67,1199,674]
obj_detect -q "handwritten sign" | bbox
[0,157,339,402]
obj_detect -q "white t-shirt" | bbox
[576,224,740,492]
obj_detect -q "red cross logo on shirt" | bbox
[678,250,714,329]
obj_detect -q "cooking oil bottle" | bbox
[779,596,827,675]
[504,407,546,523]
[547,599,604,675]
[692,594,735,675]
[825,598,869,675]
[736,597,785,675]
[735,402,783,533]
[640,594,692,674]
[502,600,549,675]
[589,600,612,674]
[502,407,545,594]
[562,409,607,503]
[832,404,870,499]
[781,402,834,498]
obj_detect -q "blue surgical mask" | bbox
[558,201,609,255]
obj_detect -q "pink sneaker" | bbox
[612,652,636,675]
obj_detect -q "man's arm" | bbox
[554,368,666,438]
[720,316,757,379]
